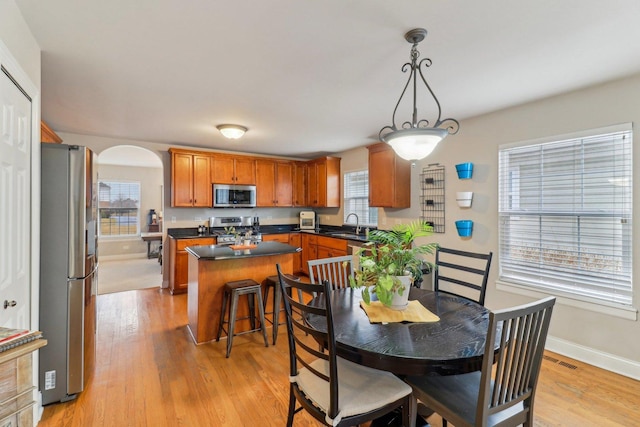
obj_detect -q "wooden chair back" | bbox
[308,255,355,290]
[478,296,556,424]
[434,247,492,305]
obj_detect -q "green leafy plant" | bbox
[348,220,437,306]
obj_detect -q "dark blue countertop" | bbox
[185,241,301,260]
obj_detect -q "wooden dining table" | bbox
[307,286,494,377]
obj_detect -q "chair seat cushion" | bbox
[293,357,411,425]
[406,372,524,426]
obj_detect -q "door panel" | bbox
[0,69,31,327]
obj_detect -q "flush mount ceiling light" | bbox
[379,28,459,163]
[216,124,248,139]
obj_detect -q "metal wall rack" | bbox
[420,164,445,233]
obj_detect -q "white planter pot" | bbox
[390,275,412,311]
[456,191,473,208]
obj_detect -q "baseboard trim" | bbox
[101,253,147,262]
[546,335,640,381]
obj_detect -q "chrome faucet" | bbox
[345,213,360,234]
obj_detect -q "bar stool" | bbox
[263,274,299,344]
[216,279,269,358]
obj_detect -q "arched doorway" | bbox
[96,145,164,294]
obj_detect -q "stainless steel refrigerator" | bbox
[40,143,98,405]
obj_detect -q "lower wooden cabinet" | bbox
[316,235,348,259]
[288,233,302,274]
[169,237,215,294]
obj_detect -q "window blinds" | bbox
[498,127,632,305]
[343,170,377,226]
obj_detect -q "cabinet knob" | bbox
[3,300,17,309]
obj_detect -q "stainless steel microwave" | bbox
[213,184,256,208]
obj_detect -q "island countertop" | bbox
[185,241,300,260]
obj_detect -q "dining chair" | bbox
[275,264,414,427]
[434,247,493,305]
[405,296,556,427]
[307,255,355,290]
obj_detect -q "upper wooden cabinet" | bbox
[255,159,293,207]
[169,148,212,207]
[367,143,411,208]
[41,121,62,143]
[293,161,307,207]
[211,154,256,185]
[306,156,340,208]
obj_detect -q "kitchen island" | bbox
[185,241,300,345]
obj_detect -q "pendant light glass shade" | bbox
[217,124,247,139]
[379,28,459,163]
[383,128,448,161]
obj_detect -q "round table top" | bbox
[308,287,493,376]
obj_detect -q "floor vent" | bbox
[558,361,578,370]
[543,355,578,370]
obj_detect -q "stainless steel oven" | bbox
[213,184,256,208]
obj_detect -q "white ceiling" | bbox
[16,0,640,159]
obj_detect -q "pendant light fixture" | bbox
[379,28,459,163]
[217,124,248,139]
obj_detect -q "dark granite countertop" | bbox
[168,225,372,243]
[185,241,301,260]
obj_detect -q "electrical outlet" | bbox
[171,216,176,223]
[382,217,387,225]
[195,217,202,221]
[324,216,330,221]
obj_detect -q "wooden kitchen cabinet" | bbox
[306,156,340,208]
[368,142,411,208]
[288,233,303,273]
[255,159,293,207]
[169,237,215,294]
[170,149,212,207]
[211,154,256,184]
[316,235,348,259]
[41,120,62,143]
[261,233,290,244]
[293,161,307,206]
[301,233,318,276]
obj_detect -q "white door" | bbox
[0,69,32,328]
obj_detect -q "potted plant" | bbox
[349,220,437,310]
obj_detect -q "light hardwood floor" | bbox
[38,288,640,426]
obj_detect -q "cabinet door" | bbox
[255,159,276,206]
[289,233,302,274]
[368,143,410,208]
[262,233,290,243]
[172,152,194,207]
[306,162,319,207]
[212,156,236,184]
[275,161,293,207]
[315,160,328,207]
[293,162,307,206]
[192,155,212,207]
[234,157,256,184]
[317,245,347,259]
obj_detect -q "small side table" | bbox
[140,232,163,259]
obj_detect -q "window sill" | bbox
[496,280,638,321]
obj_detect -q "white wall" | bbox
[331,74,640,378]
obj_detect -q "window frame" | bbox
[343,169,377,227]
[497,123,634,318]
[98,180,142,238]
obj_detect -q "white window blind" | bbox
[98,181,141,236]
[498,126,632,305]
[343,170,377,226]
